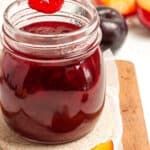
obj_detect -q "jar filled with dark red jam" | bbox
[0,0,105,144]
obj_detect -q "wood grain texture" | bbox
[117,60,150,150]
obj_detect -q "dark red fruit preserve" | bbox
[21,22,80,34]
[1,0,105,144]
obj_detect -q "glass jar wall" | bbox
[0,0,105,144]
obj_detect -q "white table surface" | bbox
[116,18,150,142]
[0,0,150,143]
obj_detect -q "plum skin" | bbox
[97,6,128,52]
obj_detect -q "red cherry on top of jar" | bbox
[28,0,64,13]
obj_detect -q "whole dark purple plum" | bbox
[97,6,128,52]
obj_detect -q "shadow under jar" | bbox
[0,0,105,144]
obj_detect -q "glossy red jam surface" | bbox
[22,21,80,34]
[1,22,105,143]
[28,0,64,14]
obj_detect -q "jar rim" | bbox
[4,0,100,39]
[2,0,102,60]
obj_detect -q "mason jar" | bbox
[0,0,105,144]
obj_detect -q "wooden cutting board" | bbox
[117,61,150,150]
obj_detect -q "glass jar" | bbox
[0,0,105,144]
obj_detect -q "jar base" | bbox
[20,127,94,145]
[5,119,97,145]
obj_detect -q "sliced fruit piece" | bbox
[92,140,114,150]
[137,7,150,29]
[137,0,150,29]
[137,0,150,12]
[92,0,137,16]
